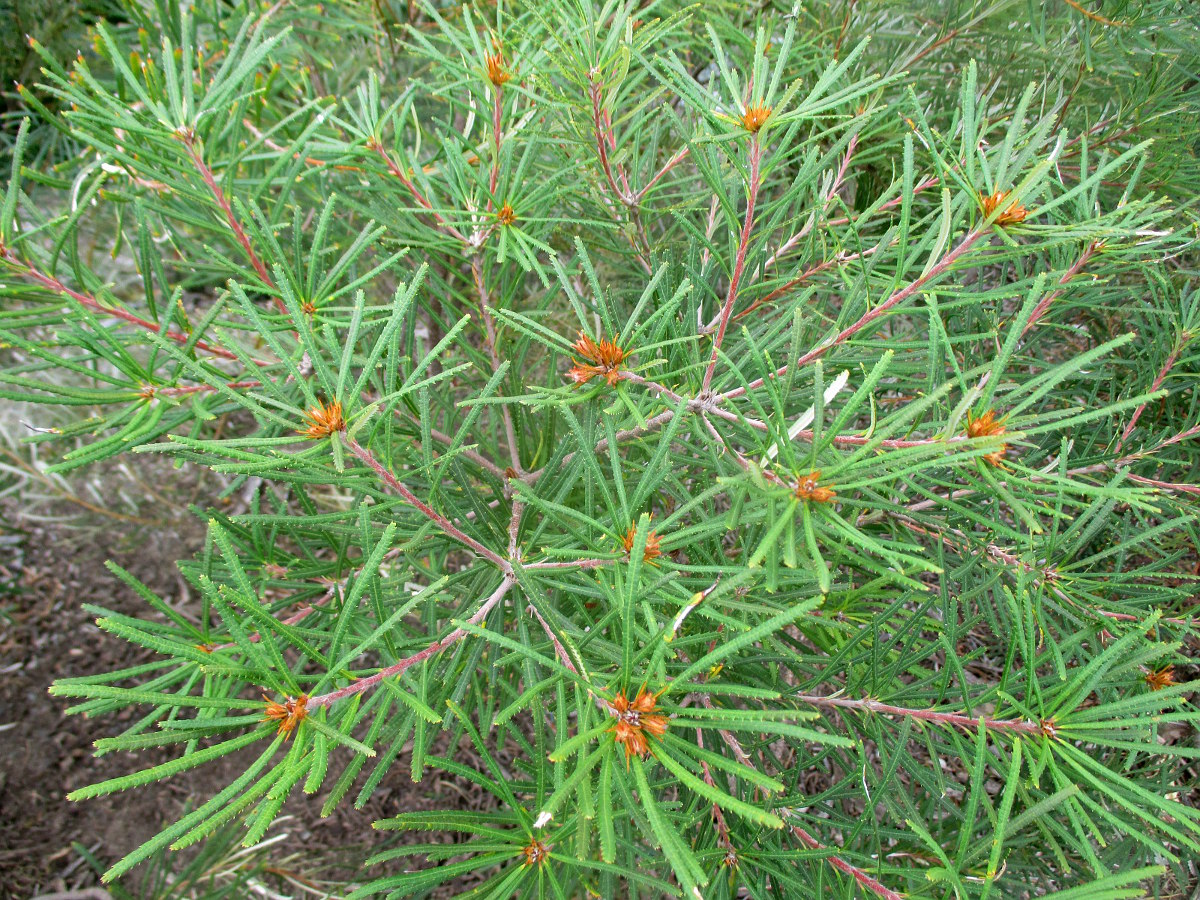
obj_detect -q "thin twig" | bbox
[527,599,577,674]
[308,576,514,708]
[157,379,263,397]
[346,436,511,571]
[471,254,523,474]
[760,133,858,275]
[1117,340,1185,452]
[703,135,763,391]
[181,136,281,311]
[635,146,690,202]
[369,139,468,243]
[695,692,904,897]
[732,243,884,324]
[793,692,1042,734]
[588,79,653,273]
[723,227,986,400]
[398,411,506,479]
[1021,240,1102,338]
[892,513,1197,628]
[2,250,249,363]
[1061,0,1127,27]
[207,580,340,653]
[781,815,906,900]
[525,558,616,570]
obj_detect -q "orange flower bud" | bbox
[1145,666,1177,691]
[980,190,1028,226]
[621,521,662,563]
[741,104,772,133]
[567,331,628,387]
[262,693,308,737]
[609,687,670,763]
[298,400,345,439]
[965,410,1008,467]
[795,471,836,503]
[522,838,550,866]
[486,53,511,87]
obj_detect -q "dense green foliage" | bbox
[2,0,1199,896]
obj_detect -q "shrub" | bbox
[3,0,1199,896]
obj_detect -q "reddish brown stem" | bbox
[1120,472,1200,496]
[620,371,688,406]
[833,0,857,58]
[209,585,336,653]
[346,436,511,571]
[526,599,577,674]
[158,379,262,397]
[525,558,615,570]
[400,412,505,479]
[698,693,756,770]
[3,252,244,362]
[724,227,985,401]
[703,136,763,391]
[636,146,690,202]
[760,133,859,276]
[183,142,281,312]
[308,576,514,708]
[1133,422,1200,456]
[824,175,940,228]
[894,513,1197,628]
[589,82,629,205]
[370,140,468,243]
[701,412,756,472]
[507,498,524,560]
[793,693,1043,734]
[471,255,522,474]
[696,691,901,896]
[783,818,905,900]
[903,25,964,68]
[588,79,653,273]
[733,243,882,323]
[1021,240,1102,338]
[1118,341,1183,452]
[905,457,1200,515]
[241,118,363,172]
[489,84,503,203]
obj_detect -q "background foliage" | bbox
[2,0,1199,896]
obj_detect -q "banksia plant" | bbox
[2,0,1199,898]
